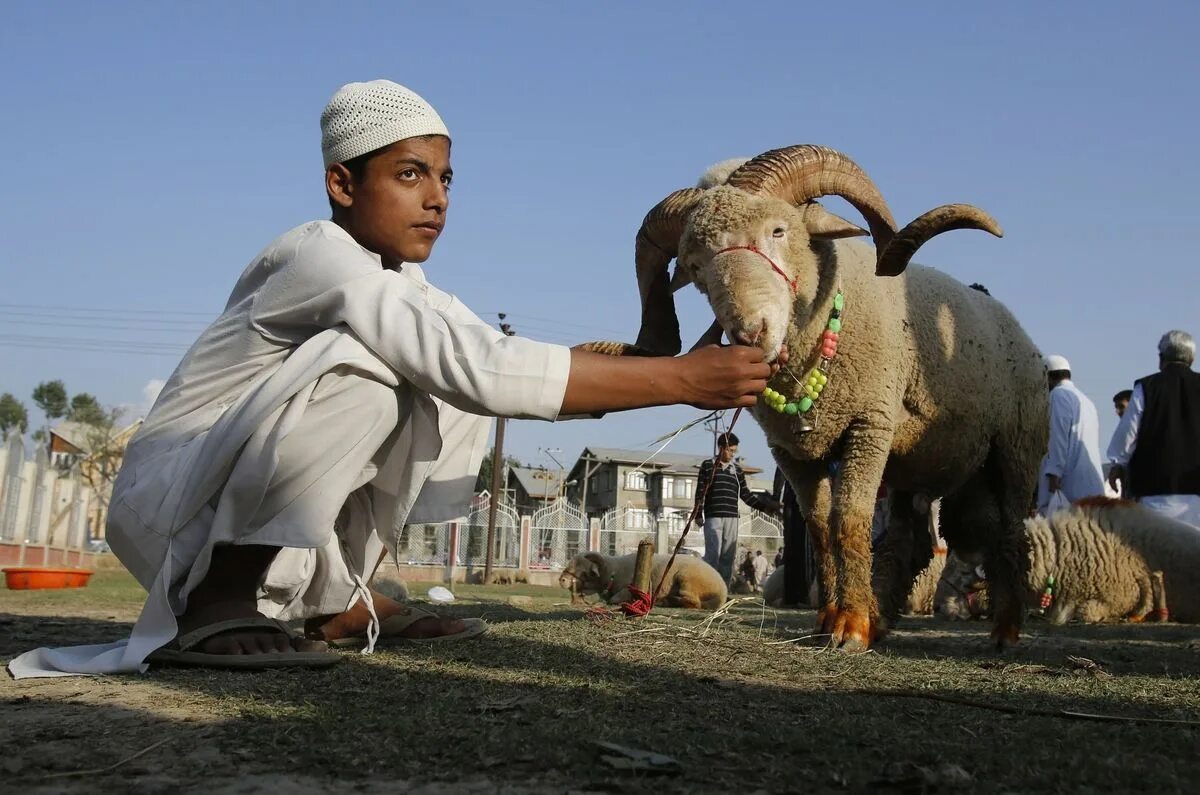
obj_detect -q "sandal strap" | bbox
[174,616,294,652]
[376,606,438,636]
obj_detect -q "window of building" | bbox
[625,470,647,491]
[661,476,674,499]
[673,478,694,499]
[629,508,651,529]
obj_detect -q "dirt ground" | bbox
[4,571,1200,794]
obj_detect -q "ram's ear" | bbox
[804,202,869,240]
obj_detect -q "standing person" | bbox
[1038,355,1106,515]
[695,432,781,583]
[752,550,769,589]
[1113,389,1133,419]
[1107,331,1200,527]
[9,80,776,679]
[773,546,785,570]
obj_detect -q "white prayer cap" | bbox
[320,80,449,168]
[1045,354,1071,373]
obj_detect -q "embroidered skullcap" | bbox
[320,80,449,168]
[1044,354,1071,373]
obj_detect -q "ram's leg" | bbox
[988,441,1035,649]
[1151,571,1169,621]
[772,453,838,634]
[829,423,892,651]
[872,490,930,637]
[1126,572,1155,622]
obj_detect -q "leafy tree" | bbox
[69,393,107,425]
[32,380,68,422]
[476,449,524,493]
[0,393,28,435]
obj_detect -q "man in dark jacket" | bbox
[1107,330,1200,527]
[695,433,781,583]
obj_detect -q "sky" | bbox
[1,1,1197,477]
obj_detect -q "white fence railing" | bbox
[0,431,96,566]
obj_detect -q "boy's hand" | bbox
[676,345,773,409]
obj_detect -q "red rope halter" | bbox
[715,245,797,294]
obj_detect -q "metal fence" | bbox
[456,491,521,568]
[531,498,587,570]
[0,431,95,564]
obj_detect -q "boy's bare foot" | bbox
[305,590,467,642]
[174,544,327,656]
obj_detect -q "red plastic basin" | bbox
[3,567,94,590]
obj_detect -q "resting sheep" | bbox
[558,552,728,609]
[1022,498,1184,623]
[591,145,1047,650]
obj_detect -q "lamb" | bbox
[558,551,728,609]
[588,145,1047,650]
[1021,498,1182,623]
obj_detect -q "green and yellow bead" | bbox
[760,289,844,418]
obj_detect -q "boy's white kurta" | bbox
[1037,379,1106,515]
[8,221,570,678]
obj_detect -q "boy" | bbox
[10,80,772,676]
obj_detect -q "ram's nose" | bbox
[731,318,768,347]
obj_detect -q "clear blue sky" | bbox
[2,1,1197,476]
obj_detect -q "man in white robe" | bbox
[1037,355,1105,515]
[9,80,774,678]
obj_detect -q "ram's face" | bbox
[559,554,606,593]
[677,188,816,363]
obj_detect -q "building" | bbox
[563,446,773,532]
[505,466,571,515]
[48,418,143,538]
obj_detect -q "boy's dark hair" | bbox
[717,432,739,448]
[1113,389,1133,403]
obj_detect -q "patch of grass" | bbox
[0,569,146,612]
[5,576,1200,792]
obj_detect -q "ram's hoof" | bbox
[990,620,1021,649]
[816,604,839,634]
[830,609,873,652]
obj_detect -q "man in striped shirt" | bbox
[695,432,782,583]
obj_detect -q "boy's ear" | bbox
[326,164,355,209]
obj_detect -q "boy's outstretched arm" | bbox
[560,344,773,415]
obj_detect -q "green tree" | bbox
[32,380,69,422]
[476,449,524,493]
[0,393,28,435]
[69,393,107,425]
[78,406,126,508]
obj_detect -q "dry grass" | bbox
[4,571,1200,793]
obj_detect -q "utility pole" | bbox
[484,314,516,581]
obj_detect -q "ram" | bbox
[595,145,1047,650]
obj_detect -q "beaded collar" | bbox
[761,289,844,431]
[1037,574,1056,614]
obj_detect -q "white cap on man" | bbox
[320,80,449,168]
[1045,354,1071,373]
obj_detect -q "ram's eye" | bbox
[772,227,786,238]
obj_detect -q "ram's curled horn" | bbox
[726,145,898,250]
[875,204,1004,277]
[633,187,706,355]
[575,340,658,357]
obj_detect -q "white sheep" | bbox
[591,145,1047,650]
[1023,498,1181,623]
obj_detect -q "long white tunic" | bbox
[1037,379,1105,514]
[8,221,571,678]
[1106,383,1200,527]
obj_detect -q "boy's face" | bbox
[718,443,737,463]
[327,135,452,266]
